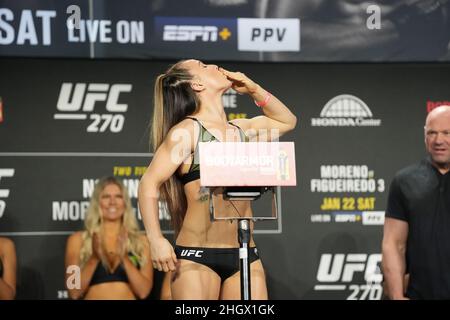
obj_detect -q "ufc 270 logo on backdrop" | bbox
[54,83,132,133]
[0,169,15,219]
[315,253,383,300]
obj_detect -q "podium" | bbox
[199,142,296,300]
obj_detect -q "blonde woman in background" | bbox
[0,237,16,300]
[65,176,153,299]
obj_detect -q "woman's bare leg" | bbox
[220,260,268,300]
[171,259,221,300]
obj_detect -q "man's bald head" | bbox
[425,105,450,128]
[424,105,450,173]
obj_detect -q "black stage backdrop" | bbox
[0,58,449,299]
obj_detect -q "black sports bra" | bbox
[180,117,248,185]
[89,253,140,286]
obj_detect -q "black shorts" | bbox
[174,245,260,282]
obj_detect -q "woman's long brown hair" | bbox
[151,61,199,235]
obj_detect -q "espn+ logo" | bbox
[54,83,132,133]
[315,253,383,300]
[163,25,231,42]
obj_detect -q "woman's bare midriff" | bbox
[176,180,256,248]
[84,282,136,300]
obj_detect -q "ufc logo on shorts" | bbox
[56,83,132,113]
[180,249,204,258]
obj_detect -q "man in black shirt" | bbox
[382,105,450,299]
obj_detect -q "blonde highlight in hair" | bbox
[150,61,199,234]
[80,177,146,267]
